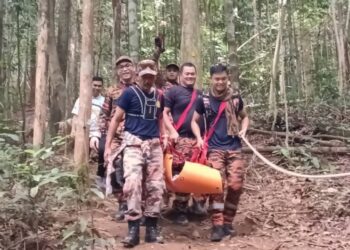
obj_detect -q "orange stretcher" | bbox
[164,153,223,194]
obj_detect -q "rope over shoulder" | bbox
[241,136,350,179]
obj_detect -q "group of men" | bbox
[72,55,249,248]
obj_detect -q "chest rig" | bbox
[127,85,160,120]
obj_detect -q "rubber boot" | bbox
[122,220,140,248]
[145,217,164,243]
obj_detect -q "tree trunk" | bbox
[269,0,286,129]
[74,0,94,166]
[0,0,5,103]
[128,0,139,62]
[48,0,66,137]
[33,0,49,148]
[28,39,36,107]
[57,0,71,79]
[180,0,202,85]
[66,0,79,114]
[112,0,122,70]
[331,0,349,96]
[225,0,239,89]
[120,0,129,55]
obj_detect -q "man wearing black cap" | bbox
[162,63,179,90]
[96,55,136,221]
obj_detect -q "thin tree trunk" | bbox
[74,0,94,166]
[180,0,202,85]
[225,0,239,89]
[0,0,5,103]
[112,0,121,77]
[128,0,139,62]
[33,0,49,147]
[66,0,79,115]
[120,0,128,55]
[57,0,71,79]
[269,0,286,130]
[252,0,259,52]
[16,6,25,147]
[48,0,66,137]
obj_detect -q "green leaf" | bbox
[0,133,19,142]
[90,188,104,199]
[30,186,39,198]
[32,175,42,182]
[280,148,290,158]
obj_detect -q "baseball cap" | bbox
[138,59,157,76]
[116,55,133,66]
[166,63,179,71]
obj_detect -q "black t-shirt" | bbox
[116,86,164,139]
[196,94,243,150]
[164,85,204,138]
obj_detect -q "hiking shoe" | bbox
[145,217,164,243]
[223,224,237,237]
[122,220,140,248]
[173,213,189,225]
[115,202,128,221]
[210,225,225,242]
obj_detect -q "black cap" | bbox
[166,63,179,71]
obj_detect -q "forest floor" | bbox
[53,133,350,250]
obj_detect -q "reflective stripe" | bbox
[210,202,224,210]
[225,202,237,210]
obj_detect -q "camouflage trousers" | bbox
[172,137,206,213]
[207,149,246,226]
[123,136,165,221]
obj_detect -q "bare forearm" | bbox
[191,120,201,140]
[241,116,249,132]
[105,118,119,150]
[163,110,176,134]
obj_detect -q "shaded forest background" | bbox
[1,0,350,249]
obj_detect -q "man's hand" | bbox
[238,128,247,138]
[104,146,111,163]
[89,137,99,152]
[161,135,169,151]
[195,137,204,149]
[169,130,179,143]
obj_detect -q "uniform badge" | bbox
[156,100,161,108]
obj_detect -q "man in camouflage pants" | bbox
[105,60,165,247]
[192,63,249,242]
[97,56,136,220]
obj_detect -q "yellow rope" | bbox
[241,136,350,179]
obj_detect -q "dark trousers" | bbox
[97,135,106,178]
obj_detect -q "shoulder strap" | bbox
[204,101,226,143]
[174,90,197,131]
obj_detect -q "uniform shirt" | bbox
[99,82,135,138]
[72,95,105,138]
[196,94,244,151]
[164,85,204,138]
[116,86,164,140]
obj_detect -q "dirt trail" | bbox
[89,156,350,250]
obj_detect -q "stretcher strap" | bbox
[174,90,197,131]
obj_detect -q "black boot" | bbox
[145,217,164,243]
[115,202,128,221]
[210,225,225,242]
[223,223,237,237]
[122,220,140,248]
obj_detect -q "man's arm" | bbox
[104,106,125,161]
[238,109,249,137]
[163,107,178,142]
[98,92,113,138]
[191,111,204,148]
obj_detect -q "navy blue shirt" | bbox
[116,86,163,139]
[196,94,243,151]
[165,85,204,138]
